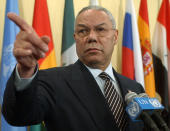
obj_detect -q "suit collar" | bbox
[85,63,116,83]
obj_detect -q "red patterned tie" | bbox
[99,72,127,130]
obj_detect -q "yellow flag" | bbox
[138,0,156,97]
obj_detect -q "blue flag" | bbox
[0,0,27,131]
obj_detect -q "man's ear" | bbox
[73,33,76,40]
[113,29,118,43]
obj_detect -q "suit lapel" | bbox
[64,60,119,131]
[112,68,129,99]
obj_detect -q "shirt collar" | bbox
[85,63,116,82]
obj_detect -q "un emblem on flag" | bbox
[2,43,16,77]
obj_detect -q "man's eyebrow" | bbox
[77,24,88,28]
[76,23,107,28]
[95,23,106,27]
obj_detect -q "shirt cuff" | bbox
[14,65,38,91]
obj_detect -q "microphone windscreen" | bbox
[125,91,138,105]
[137,93,148,98]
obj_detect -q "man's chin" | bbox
[82,58,102,68]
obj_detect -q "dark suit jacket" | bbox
[2,60,145,131]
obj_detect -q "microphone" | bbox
[137,93,170,131]
[125,92,160,131]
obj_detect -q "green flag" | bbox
[61,0,78,66]
[29,124,46,131]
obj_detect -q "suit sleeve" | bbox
[2,68,50,126]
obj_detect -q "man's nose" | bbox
[88,29,98,40]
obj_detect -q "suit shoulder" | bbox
[38,64,75,76]
[115,72,145,93]
[117,73,137,84]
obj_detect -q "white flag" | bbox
[89,0,99,6]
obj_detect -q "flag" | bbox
[61,0,78,66]
[33,0,57,70]
[152,0,170,112]
[0,0,27,131]
[89,0,99,6]
[138,0,156,98]
[30,0,57,130]
[122,0,145,88]
[29,124,46,131]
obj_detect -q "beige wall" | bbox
[0,0,162,73]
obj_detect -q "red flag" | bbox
[152,0,170,114]
[33,0,57,69]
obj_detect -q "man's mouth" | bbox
[85,48,101,53]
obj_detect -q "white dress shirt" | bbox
[85,63,122,98]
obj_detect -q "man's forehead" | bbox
[77,9,108,19]
[75,9,111,26]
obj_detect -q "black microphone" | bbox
[125,92,160,131]
[137,93,170,131]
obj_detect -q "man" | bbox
[2,6,145,131]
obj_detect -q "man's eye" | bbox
[96,28,105,32]
[78,29,88,34]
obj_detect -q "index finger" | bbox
[8,12,49,52]
[7,12,33,33]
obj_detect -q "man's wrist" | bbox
[17,64,37,78]
[15,64,38,91]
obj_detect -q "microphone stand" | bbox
[151,112,170,131]
[140,112,160,131]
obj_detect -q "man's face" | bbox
[74,9,118,70]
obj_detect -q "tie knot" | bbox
[99,72,110,81]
